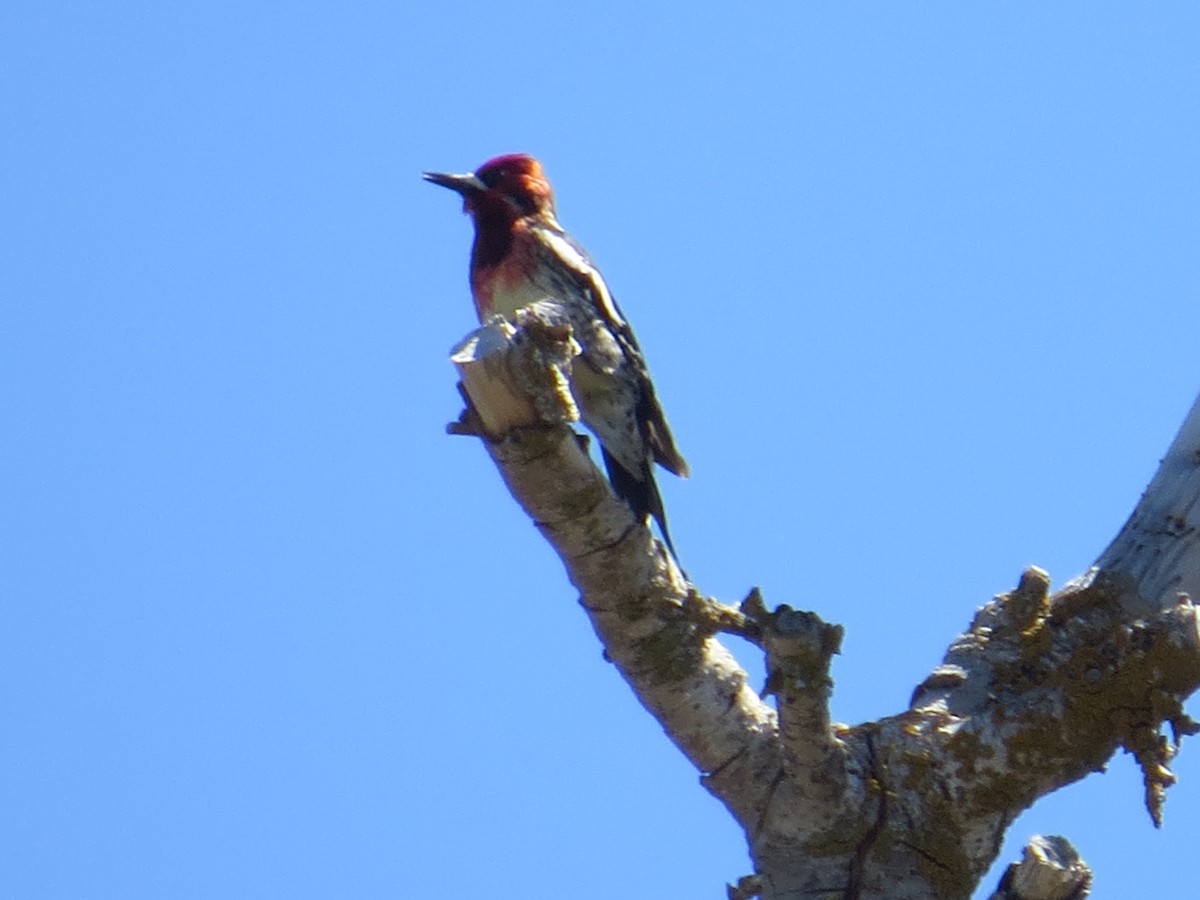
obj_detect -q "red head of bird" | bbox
[423,153,557,222]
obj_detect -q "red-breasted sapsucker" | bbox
[424,154,689,554]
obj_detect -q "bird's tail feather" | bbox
[602,448,678,559]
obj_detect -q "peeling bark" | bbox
[448,321,1200,899]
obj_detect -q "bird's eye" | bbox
[479,168,505,188]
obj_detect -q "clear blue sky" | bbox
[4,3,1198,898]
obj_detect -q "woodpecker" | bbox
[424,154,689,555]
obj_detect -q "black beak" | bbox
[422,170,486,196]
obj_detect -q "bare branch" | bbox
[757,605,847,795]
[988,835,1092,900]
[450,325,1200,898]
[449,319,780,828]
[1091,392,1200,610]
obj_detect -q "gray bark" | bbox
[450,321,1200,899]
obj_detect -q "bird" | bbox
[424,153,689,556]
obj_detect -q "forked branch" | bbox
[449,320,1200,899]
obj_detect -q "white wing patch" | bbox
[539,229,627,329]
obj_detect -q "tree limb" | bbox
[449,319,1200,898]
[450,315,780,829]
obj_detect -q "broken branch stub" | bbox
[449,312,580,438]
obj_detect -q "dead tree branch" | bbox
[449,321,1200,899]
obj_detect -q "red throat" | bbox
[469,250,529,321]
[469,269,494,319]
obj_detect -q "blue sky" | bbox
[4,3,1199,897]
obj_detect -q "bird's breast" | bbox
[472,256,556,322]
